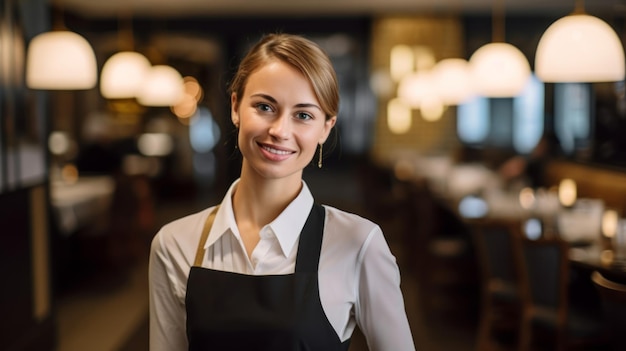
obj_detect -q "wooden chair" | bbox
[591,271,626,351]
[519,238,605,351]
[471,218,529,351]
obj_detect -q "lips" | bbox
[258,142,295,161]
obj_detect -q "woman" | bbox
[149,33,415,351]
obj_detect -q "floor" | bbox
[55,160,478,351]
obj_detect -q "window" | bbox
[554,83,592,156]
[457,74,544,154]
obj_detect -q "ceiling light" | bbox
[387,98,412,134]
[136,65,184,107]
[397,72,434,108]
[100,51,151,99]
[469,42,531,97]
[390,45,414,82]
[468,0,531,98]
[26,31,97,90]
[420,96,445,122]
[535,14,625,82]
[558,178,577,207]
[431,58,474,105]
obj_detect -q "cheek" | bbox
[238,115,262,135]
[300,130,324,152]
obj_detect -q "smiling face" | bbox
[232,59,336,183]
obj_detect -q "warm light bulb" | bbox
[390,45,414,82]
[420,96,445,122]
[387,98,412,134]
[602,209,619,238]
[397,72,435,109]
[558,178,577,207]
[519,187,536,210]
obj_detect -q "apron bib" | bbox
[185,204,351,351]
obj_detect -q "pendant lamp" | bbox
[469,43,531,97]
[535,1,625,83]
[431,58,474,105]
[26,1,97,90]
[136,65,184,107]
[26,30,97,90]
[100,12,152,99]
[468,0,531,98]
[100,51,151,99]
[387,98,412,134]
[397,72,446,122]
[397,72,432,109]
[390,45,414,83]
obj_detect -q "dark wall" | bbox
[0,0,56,350]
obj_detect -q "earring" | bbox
[318,143,323,168]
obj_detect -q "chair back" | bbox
[471,218,528,299]
[522,237,570,325]
[520,239,606,351]
[591,271,626,351]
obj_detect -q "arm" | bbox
[355,227,416,351]
[149,231,188,351]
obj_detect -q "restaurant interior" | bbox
[3,0,626,350]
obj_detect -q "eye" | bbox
[255,103,274,113]
[295,112,313,121]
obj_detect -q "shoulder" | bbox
[150,206,216,262]
[322,205,381,246]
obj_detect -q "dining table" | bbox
[411,159,626,283]
[50,175,116,236]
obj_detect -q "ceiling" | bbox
[59,0,626,19]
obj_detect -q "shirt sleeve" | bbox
[149,230,189,351]
[355,227,416,351]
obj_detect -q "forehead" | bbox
[244,60,318,101]
[247,59,304,83]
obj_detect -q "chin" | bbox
[255,164,305,181]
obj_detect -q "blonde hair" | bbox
[229,33,339,120]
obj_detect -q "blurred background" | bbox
[3,0,626,350]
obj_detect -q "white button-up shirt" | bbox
[149,180,415,351]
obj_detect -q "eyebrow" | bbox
[251,93,323,112]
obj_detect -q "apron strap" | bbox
[295,204,326,273]
[193,206,220,267]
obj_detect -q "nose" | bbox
[268,114,290,140]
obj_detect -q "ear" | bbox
[231,93,240,128]
[319,116,337,144]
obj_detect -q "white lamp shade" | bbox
[390,45,414,82]
[100,51,151,99]
[26,31,97,90]
[535,14,625,82]
[397,72,435,108]
[420,95,445,122]
[469,42,531,97]
[431,58,474,105]
[136,65,184,107]
[387,98,412,134]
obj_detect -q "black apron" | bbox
[185,204,351,351]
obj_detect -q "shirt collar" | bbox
[205,179,315,257]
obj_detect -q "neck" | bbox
[232,164,303,227]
